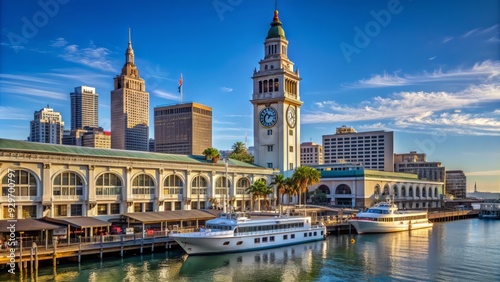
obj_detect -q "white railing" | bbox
[130,194,154,199]
[0,196,40,201]
[95,195,121,200]
[53,195,84,201]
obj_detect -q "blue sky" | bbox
[1,0,499,192]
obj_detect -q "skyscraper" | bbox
[154,102,212,155]
[70,86,98,130]
[251,9,302,174]
[111,29,149,151]
[29,106,64,144]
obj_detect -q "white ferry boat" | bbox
[169,212,326,255]
[478,203,500,219]
[348,202,433,234]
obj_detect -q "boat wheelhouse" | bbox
[478,203,500,219]
[170,212,326,255]
[348,201,433,234]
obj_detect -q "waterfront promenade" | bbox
[0,208,478,275]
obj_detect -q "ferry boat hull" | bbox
[349,219,433,234]
[170,212,326,255]
[171,228,326,255]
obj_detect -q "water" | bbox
[2,219,499,282]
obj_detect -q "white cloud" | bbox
[442,36,453,43]
[51,39,117,72]
[461,28,479,38]
[0,107,30,120]
[480,24,499,34]
[51,37,68,47]
[0,74,68,100]
[303,84,500,136]
[221,87,233,93]
[349,60,500,88]
[466,170,500,176]
[152,89,181,101]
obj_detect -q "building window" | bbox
[289,146,293,152]
[71,204,82,216]
[236,178,250,195]
[2,169,37,197]
[22,206,37,219]
[267,163,273,168]
[164,174,184,195]
[259,81,262,93]
[145,202,153,212]
[53,172,83,196]
[191,175,208,195]
[96,173,122,196]
[134,203,142,212]
[289,129,293,135]
[274,78,279,91]
[289,163,294,170]
[269,79,273,92]
[97,204,108,215]
[55,205,67,217]
[267,129,272,135]
[110,203,120,214]
[132,174,155,195]
[215,176,231,195]
[267,145,273,152]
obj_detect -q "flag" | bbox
[178,74,183,93]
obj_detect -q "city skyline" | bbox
[0,0,499,192]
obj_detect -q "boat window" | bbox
[314,232,317,236]
[254,238,260,244]
[236,241,243,245]
[262,237,268,243]
[223,241,230,246]
[283,235,288,240]
[291,234,295,239]
[304,233,308,237]
[309,232,312,237]
[270,236,275,242]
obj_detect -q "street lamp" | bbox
[224,159,229,213]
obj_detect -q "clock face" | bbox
[259,107,278,127]
[286,106,296,128]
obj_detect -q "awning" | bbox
[122,210,216,224]
[42,216,111,229]
[0,219,62,232]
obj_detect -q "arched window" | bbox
[263,80,268,92]
[164,175,183,195]
[317,185,330,195]
[268,79,273,92]
[215,176,231,195]
[132,174,155,195]
[374,185,381,199]
[259,81,262,93]
[392,185,398,197]
[434,187,438,197]
[53,172,83,196]
[265,64,268,70]
[416,187,420,197]
[401,186,406,198]
[96,173,121,196]
[335,184,351,195]
[236,178,250,195]
[428,187,433,198]
[2,169,37,197]
[191,175,207,195]
[274,78,279,91]
[422,187,427,197]
[409,186,413,197]
[382,184,389,196]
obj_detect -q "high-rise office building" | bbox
[154,102,212,155]
[111,30,149,151]
[322,126,394,172]
[70,86,98,130]
[29,106,64,144]
[446,170,467,199]
[394,151,446,182]
[300,142,324,165]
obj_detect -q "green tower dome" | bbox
[266,10,286,39]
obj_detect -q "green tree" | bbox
[228,141,254,163]
[292,166,321,206]
[202,147,220,161]
[271,173,286,214]
[245,179,272,211]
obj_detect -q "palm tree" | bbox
[245,179,271,212]
[270,174,286,215]
[202,147,220,162]
[285,177,299,206]
[231,141,246,154]
[208,197,219,209]
[292,166,321,206]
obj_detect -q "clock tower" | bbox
[251,9,302,175]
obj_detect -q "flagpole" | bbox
[180,73,183,104]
